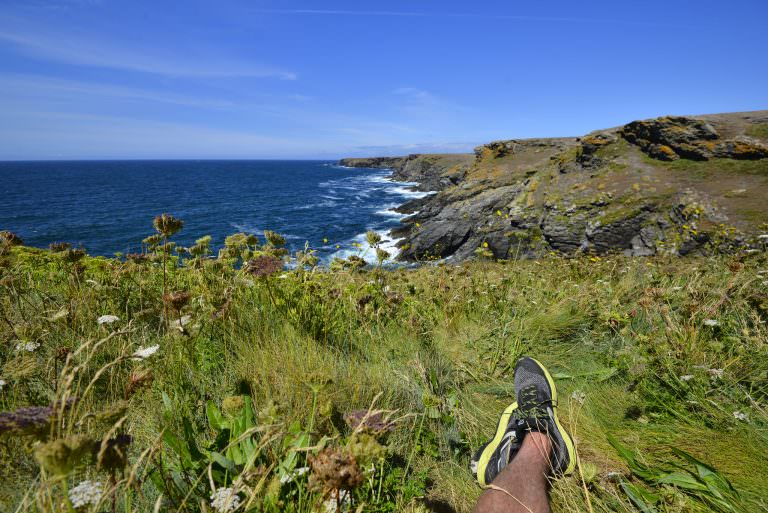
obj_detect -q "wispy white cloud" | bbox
[253,9,668,27]
[0,73,239,108]
[350,142,477,156]
[0,27,297,80]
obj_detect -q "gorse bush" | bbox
[0,217,767,512]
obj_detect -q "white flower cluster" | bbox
[703,319,719,327]
[210,487,241,512]
[0,378,6,390]
[131,345,160,361]
[570,390,586,405]
[97,314,120,325]
[68,480,103,509]
[15,341,40,352]
[323,489,351,513]
[279,466,309,484]
[679,374,694,382]
[733,411,748,422]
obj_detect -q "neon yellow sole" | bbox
[529,357,576,476]
[476,401,518,486]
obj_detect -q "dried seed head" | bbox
[163,291,192,311]
[96,434,131,472]
[308,447,363,492]
[126,253,149,263]
[48,242,71,252]
[263,230,286,247]
[0,231,23,246]
[125,369,153,398]
[153,214,184,237]
[344,410,397,436]
[243,255,283,278]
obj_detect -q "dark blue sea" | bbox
[0,160,428,263]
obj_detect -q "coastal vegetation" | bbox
[1,222,767,512]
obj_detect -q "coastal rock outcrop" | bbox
[341,111,768,262]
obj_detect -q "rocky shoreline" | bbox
[340,111,768,262]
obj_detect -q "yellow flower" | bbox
[323,238,328,244]
[496,210,502,216]
[482,242,489,248]
[415,223,421,228]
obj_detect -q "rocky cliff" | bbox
[341,111,768,261]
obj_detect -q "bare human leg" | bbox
[473,432,552,513]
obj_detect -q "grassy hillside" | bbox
[1,226,767,512]
[366,111,768,262]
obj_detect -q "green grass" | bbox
[1,229,767,513]
[745,123,768,140]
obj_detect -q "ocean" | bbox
[0,160,428,263]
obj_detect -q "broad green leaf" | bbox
[620,481,659,513]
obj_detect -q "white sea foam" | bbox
[329,228,401,264]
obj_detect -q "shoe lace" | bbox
[518,385,551,420]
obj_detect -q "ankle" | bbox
[525,431,552,459]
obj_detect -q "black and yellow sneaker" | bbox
[470,402,526,486]
[513,356,576,476]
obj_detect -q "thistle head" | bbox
[153,214,184,238]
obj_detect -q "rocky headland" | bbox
[340,111,768,262]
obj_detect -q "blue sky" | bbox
[0,0,766,160]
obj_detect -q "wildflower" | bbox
[323,489,351,513]
[97,315,120,325]
[68,480,103,509]
[733,411,748,422]
[323,238,329,244]
[0,378,5,390]
[243,255,283,278]
[125,369,153,397]
[758,234,768,240]
[210,487,241,513]
[170,315,192,331]
[153,213,184,237]
[482,242,489,248]
[280,466,310,484]
[132,345,159,361]
[679,375,694,382]
[671,286,683,291]
[15,341,40,352]
[570,391,586,404]
[708,368,724,379]
[703,319,719,327]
